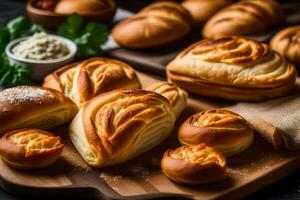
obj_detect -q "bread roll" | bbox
[69,89,176,167]
[112,1,192,49]
[203,0,285,38]
[271,25,300,69]
[43,57,141,106]
[166,36,297,101]
[0,86,78,133]
[146,82,188,118]
[179,109,254,157]
[181,0,231,26]
[0,129,64,169]
[161,144,226,184]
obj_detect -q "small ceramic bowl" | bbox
[26,0,116,30]
[5,34,77,81]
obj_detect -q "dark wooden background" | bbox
[0,0,300,199]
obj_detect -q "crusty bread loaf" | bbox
[0,86,78,133]
[112,1,192,49]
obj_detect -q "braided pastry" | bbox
[161,144,226,184]
[202,0,285,38]
[166,36,297,101]
[0,129,64,169]
[146,82,188,118]
[112,1,192,48]
[179,109,254,157]
[43,57,141,106]
[69,89,176,167]
[271,25,300,69]
[0,86,78,133]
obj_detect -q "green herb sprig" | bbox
[58,14,108,58]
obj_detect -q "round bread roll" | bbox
[43,57,141,106]
[166,36,297,101]
[0,86,78,134]
[112,1,192,49]
[0,129,64,170]
[161,144,227,184]
[181,0,231,27]
[55,0,115,15]
[69,89,176,167]
[179,109,254,157]
[146,82,188,118]
[270,25,300,69]
[202,0,285,38]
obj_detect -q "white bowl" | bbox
[5,34,77,81]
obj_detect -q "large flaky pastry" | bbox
[112,1,192,49]
[179,109,254,157]
[43,57,141,106]
[146,82,188,118]
[202,0,285,38]
[181,0,231,27]
[69,89,176,167]
[161,144,226,184]
[271,25,300,69]
[166,36,297,101]
[0,129,64,169]
[0,86,78,133]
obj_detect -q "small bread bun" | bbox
[179,109,254,157]
[0,129,64,170]
[161,144,226,184]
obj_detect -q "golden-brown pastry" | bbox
[202,0,285,38]
[0,129,64,169]
[270,25,300,69]
[43,57,141,106]
[0,86,78,133]
[179,109,254,157]
[161,144,226,184]
[69,89,176,167]
[146,82,188,118]
[55,0,116,22]
[112,1,192,49]
[166,36,297,101]
[181,0,231,27]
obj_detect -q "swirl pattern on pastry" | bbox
[146,82,188,118]
[166,36,297,101]
[69,89,176,167]
[112,1,192,48]
[271,25,300,69]
[43,57,141,106]
[0,129,64,169]
[161,144,226,184]
[179,109,254,157]
[202,0,285,38]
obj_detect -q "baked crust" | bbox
[112,1,192,49]
[0,129,64,170]
[182,0,231,26]
[0,86,78,133]
[271,25,300,69]
[161,144,226,184]
[43,57,141,106]
[179,109,254,157]
[69,89,176,167]
[202,0,285,38]
[146,82,188,118]
[166,36,297,101]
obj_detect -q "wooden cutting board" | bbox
[105,1,300,76]
[0,72,300,200]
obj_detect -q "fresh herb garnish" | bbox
[58,14,108,58]
[0,16,42,87]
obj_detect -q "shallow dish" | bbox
[26,0,116,30]
[5,34,77,81]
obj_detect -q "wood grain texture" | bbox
[0,72,300,199]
